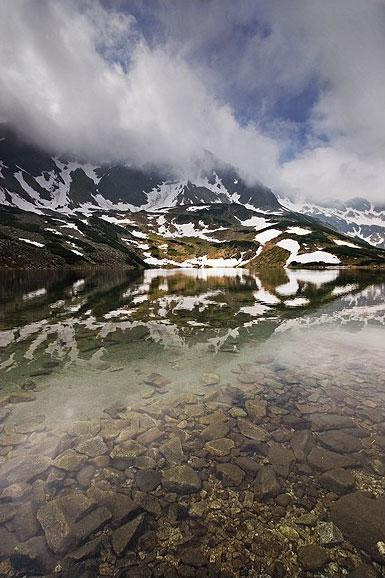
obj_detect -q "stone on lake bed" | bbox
[162,465,201,494]
[8,391,37,403]
[298,544,329,570]
[290,429,313,462]
[316,521,343,546]
[317,429,362,453]
[159,436,185,465]
[307,446,358,472]
[144,373,171,389]
[245,398,267,420]
[135,469,161,492]
[201,420,230,441]
[76,436,108,458]
[254,465,281,499]
[319,468,355,494]
[112,514,145,556]
[110,440,146,467]
[310,413,354,431]
[53,449,87,472]
[201,373,220,386]
[330,492,385,561]
[36,490,110,554]
[216,463,244,486]
[238,418,270,442]
[205,438,235,457]
[267,444,295,477]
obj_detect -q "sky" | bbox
[0,0,384,203]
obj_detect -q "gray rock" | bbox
[238,419,270,442]
[0,526,18,557]
[318,430,362,453]
[112,514,145,556]
[307,446,358,472]
[216,463,244,486]
[319,468,355,494]
[36,490,102,554]
[53,449,87,472]
[267,444,295,477]
[162,465,201,494]
[330,492,385,561]
[159,436,184,465]
[290,430,313,462]
[0,455,51,487]
[316,521,343,546]
[135,469,161,492]
[311,414,354,431]
[245,398,267,420]
[201,420,230,442]
[76,436,108,458]
[110,440,146,467]
[11,535,55,574]
[86,486,139,525]
[298,544,329,570]
[205,438,234,457]
[254,465,281,499]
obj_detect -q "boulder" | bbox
[298,544,329,570]
[330,492,385,561]
[205,438,234,457]
[76,436,108,458]
[317,430,362,453]
[290,430,313,462]
[162,465,201,494]
[216,463,244,486]
[53,450,87,472]
[135,470,161,492]
[201,420,230,442]
[112,514,145,556]
[319,468,355,495]
[254,465,280,499]
[238,419,270,442]
[267,444,295,477]
[307,446,358,472]
[159,436,185,465]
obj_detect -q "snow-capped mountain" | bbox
[281,196,385,249]
[1,125,385,270]
[0,125,279,214]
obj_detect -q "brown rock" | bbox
[112,514,145,556]
[162,465,201,494]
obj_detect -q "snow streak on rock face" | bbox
[280,196,385,249]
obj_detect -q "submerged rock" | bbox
[330,492,385,561]
[319,468,355,494]
[298,544,329,570]
[307,446,358,472]
[162,465,201,494]
[111,513,145,556]
[254,465,280,499]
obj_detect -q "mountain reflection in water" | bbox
[0,267,384,425]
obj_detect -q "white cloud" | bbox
[0,0,384,203]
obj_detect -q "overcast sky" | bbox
[0,0,384,202]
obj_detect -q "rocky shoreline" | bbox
[0,357,385,577]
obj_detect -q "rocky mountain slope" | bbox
[1,126,385,269]
[281,196,385,250]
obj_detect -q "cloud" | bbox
[0,0,384,202]
[0,0,281,183]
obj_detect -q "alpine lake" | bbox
[0,266,385,578]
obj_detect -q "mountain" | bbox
[281,196,385,249]
[1,125,385,270]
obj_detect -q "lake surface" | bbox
[0,267,385,577]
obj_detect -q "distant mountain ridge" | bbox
[281,196,385,249]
